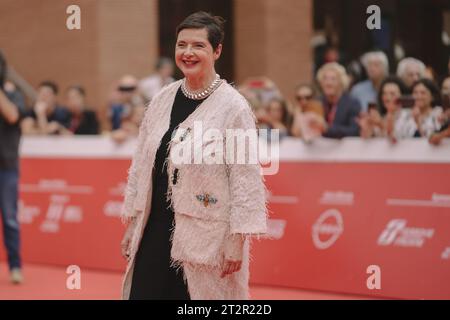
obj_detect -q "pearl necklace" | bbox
[181,74,222,100]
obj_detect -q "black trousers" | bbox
[129,212,190,300]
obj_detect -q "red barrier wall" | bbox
[1,137,448,299]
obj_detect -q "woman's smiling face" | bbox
[175,28,221,79]
[413,83,433,111]
[382,83,402,113]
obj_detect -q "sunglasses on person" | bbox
[118,85,137,92]
[296,94,313,102]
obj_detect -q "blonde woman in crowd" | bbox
[316,62,361,138]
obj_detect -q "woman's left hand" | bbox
[221,234,245,277]
[429,132,443,145]
[220,259,242,278]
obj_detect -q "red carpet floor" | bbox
[0,262,375,300]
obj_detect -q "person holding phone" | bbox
[429,77,450,145]
[357,77,407,140]
[429,114,450,145]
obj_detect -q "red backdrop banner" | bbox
[1,137,449,299]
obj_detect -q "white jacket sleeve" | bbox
[226,99,268,236]
[121,100,154,223]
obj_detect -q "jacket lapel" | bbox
[133,80,180,212]
[333,94,347,125]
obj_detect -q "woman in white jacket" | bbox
[120,11,267,300]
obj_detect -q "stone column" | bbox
[234,0,313,101]
[0,0,158,130]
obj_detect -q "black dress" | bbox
[129,87,205,300]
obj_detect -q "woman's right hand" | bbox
[356,113,373,139]
[429,132,443,146]
[121,218,137,261]
[221,234,245,278]
[34,101,48,116]
[368,109,382,127]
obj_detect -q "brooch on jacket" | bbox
[196,193,218,207]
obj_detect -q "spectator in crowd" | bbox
[4,81,26,113]
[239,77,282,108]
[424,65,437,83]
[429,111,450,145]
[317,62,361,138]
[351,51,389,112]
[65,85,99,135]
[293,84,324,117]
[312,17,345,72]
[110,103,145,143]
[238,85,262,116]
[238,76,284,136]
[290,84,326,141]
[323,47,341,65]
[377,77,408,116]
[108,75,144,131]
[21,81,70,135]
[396,57,426,93]
[377,77,410,141]
[139,57,175,103]
[256,98,291,142]
[346,60,364,89]
[394,79,443,138]
[441,76,450,96]
[429,76,450,145]
[357,76,408,140]
[0,51,24,284]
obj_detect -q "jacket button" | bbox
[172,168,179,185]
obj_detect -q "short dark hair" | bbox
[67,85,86,97]
[176,11,225,51]
[411,78,441,108]
[39,81,59,95]
[377,76,407,115]
[268,97,291,128]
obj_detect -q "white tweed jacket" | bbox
[121,79,268,299]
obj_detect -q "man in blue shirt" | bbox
[351,51,389,112]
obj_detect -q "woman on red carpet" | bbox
[120,11,267,300]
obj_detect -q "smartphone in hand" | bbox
[396,95,415,109]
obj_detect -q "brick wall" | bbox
[0,0,158,130]
[0,0,313,127]
[234,0,313,103]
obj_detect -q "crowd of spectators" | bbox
[3,52,450,146]
[239,52,450,145]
